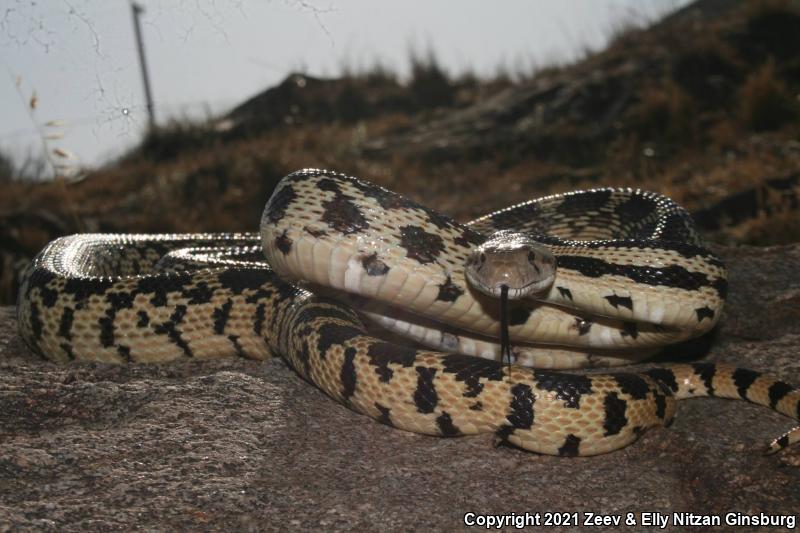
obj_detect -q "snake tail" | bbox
[644,364,800,452]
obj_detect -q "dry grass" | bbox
[630,81,696,144]
[738,60,799,131]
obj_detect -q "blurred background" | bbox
[2,0,800,305]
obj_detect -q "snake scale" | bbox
[17,168,800,456]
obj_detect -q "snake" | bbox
[16,168,800,456]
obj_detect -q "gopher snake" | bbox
[17,169,800,455]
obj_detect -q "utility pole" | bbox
[131,2,155,130]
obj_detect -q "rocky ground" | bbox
[1,244,799,532]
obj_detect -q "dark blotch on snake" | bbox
[27,301,43,341]
[454,228,484,249]
[695,306,715,321]
[116,345,132,362]
[732,368,760,400]
[361,253,390,276]
[440,353,510,398]
[768,381,793,409]
[654,392,668,419]
[317,177,342,192]
[184,282,214,305]
[24,268,55,299]
[375,403,393,426]
[414,366,438,414]
[63,277,115,299]
[244,286,276,305]
[264,183,297,223]
[441,353,506,381]
[611,374,650,400]
[560,188,613,215]
[107,291,135,312]
[603,392,628,436]
[99,309,116,348]
[136,310,150,328]
[212,298,234,334]
[436,412,461,436]
[322,194,369,235]
[135,274,186,307]
[153,305,192,357]
[644,368,679,393]
[275,230,293,255]
[39,285,59,307]
[58,307,73,340]
[367,342,417,382]
[535,371,593,409]
[507,383,535,429]
[693,363,717,395]
[604,294,634,311]
[558,434,582,457]
[421,206,456,231]
[436,275,464,302]
[315,323,363,359]
[557,286,573,300]
[621,322,639,339]
[613,194,656,226]
[399,225,445,265]
[341,347,358,400]
[254,303,266,336]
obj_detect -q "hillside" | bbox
[2,0,800,305]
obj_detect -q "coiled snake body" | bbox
[17,169,800,455]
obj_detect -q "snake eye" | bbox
[528,251,536,263]
[480,253,486,264]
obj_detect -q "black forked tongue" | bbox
[500,284,512,369]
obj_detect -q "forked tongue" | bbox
[500,284,512,369]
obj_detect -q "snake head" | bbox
[464,230,556,299]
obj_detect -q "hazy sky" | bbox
[1,0,688,172]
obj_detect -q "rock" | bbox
[1,244,799,531]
